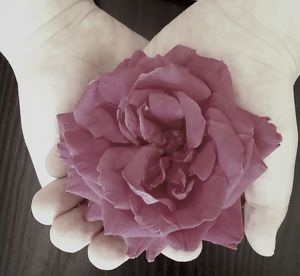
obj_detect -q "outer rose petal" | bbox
[225,143,267,207]
[76,67,142,107]
[206,109,244,178]
[165,220,215,251]
[85,202,103,222]
[203,199,244,248]
[98,199,156,238]
[209,93,254,136]
[133,63,211,104]
[74,106,128,143]
[164,45,196,67]
[66,168,99,203]
[135,54,169,73]
[124,237,167,262]
[244,111,282,158]
[115,50,147,70]
[176,91,206,149]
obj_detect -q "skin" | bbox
[1,0,300,270]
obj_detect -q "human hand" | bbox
[0,0,151,270]
[3,0,300,271]
[143,0,300,258]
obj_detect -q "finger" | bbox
[50,204,102,253]
[88,233,129,270]
[161,242,203,262]
[31,178,82,225]
[244,131,297,256]
[46,143,67,178]
[244,202,287,256]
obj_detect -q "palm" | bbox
[144,0,299,256]
[12,0,146,185]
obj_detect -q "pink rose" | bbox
[57,45,282,262]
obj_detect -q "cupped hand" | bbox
[2,0,300,271]
[143,0,300,258]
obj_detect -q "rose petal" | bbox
[99,199,155,237]
[165,220,215,251]
[190,142,216,181]
[79,67,141,107]
[125,237,166,262]
[164,45,196,67]
[117,105,139,145]
[74,106,128,143]
[149,93,184,123]
[133,63,211,104]
[66,168,99,203]
[122,145,162,204]
[135,54,169,73]
[245,111,282,158]
[57,112,82,134]
[129,194,179,236]
[137,105,165,145]
[171,166,228,228]
[85,202,103,222]
[185,52,235,98]
[176,91,206,149]
[203,199,244,248]
[115,50,147,70]
[225,143,267,207]
[207,109,244,178]
[97,147,139,209]
[209,93,254,136]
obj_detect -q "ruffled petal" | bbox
[176,91,206,149]
[203,199,244,248]
[137,105,165,145]
[129,194,179,236]
[190,142,216,181]
[165,220,214,251]
[77,67,141,108]
[149,93,184,123]
[225,143,267,207]
[164,45,196,67]
[169,166,228,229]
[85,201,103,222]
[125,237,166,262]
[115,50,147,70]
[66,168,99,202]
[206,109,244,178]
[98,199,156,237]
[209,93,254,136]
[135,54,169,73]
[97,147,139,209]
[185,53,235,98]
[122,145,162,203]
[245,111,282,158]
[74,106,128,143]
[133,63,211,104]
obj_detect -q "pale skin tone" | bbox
[1,0,300,270]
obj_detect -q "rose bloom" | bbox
[57,45,282,262]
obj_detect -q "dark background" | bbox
[1,0,300,275]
